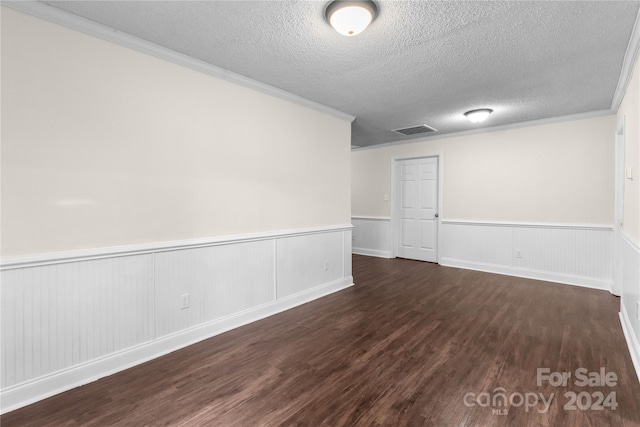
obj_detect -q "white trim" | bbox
[613,117,626,296]
[611,6,640,112]
[352,110,612,151]
[620,304,640,384]
[351,216,391,221]
[0,276,354,414]
[390,153,444,262]
[441,219,614,232]
[352,248,392,258]
[439,258,611,291]
[390,160,399,259]
[2,1,355,123]
[0,224,354,270]
[623,231,640,252]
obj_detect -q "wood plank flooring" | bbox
[3,255,640,426]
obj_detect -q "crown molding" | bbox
[352,109,613,151]
[2,1,355,123]
[611,4,640,112]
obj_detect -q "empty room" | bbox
[1,1,640,426]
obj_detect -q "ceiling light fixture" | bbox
[464,109,493,123]
[325,1,377,36]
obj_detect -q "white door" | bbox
[394,157,439,262]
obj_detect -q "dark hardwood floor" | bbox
[3,255,640,426]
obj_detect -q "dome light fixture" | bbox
[325,1,377,36]
[464,108,493,123]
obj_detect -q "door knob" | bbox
[434,213,439,218]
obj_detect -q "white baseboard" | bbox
[439,258,611,291]
[0,277,353,414]
[620,304,640,384]
[352,248,392,258]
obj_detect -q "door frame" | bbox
[613,116,626,296]
[390,153,444,263]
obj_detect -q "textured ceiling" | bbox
[44,0,640,147]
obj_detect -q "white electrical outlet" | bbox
[323,261,329,271]
[180,294,190,310]
[516,250,522,259]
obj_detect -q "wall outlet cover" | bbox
[180,294,190,310]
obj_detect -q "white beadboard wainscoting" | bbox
[351,217,392,258]
[440,220,614,290]
[0,225,353,414]
[619,233,640,383]
[351,218,614,291]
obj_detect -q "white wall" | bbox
[1,7,351,258]
[351,113,617,288]
[616,49,640,381]
[352,115,615,224]
[0,7,354,412]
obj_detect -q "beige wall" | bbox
[1,8,351,257]
[616,55,640,245]
[352,115,615,225]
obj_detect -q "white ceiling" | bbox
[44,0,640,148]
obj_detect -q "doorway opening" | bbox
[613,117,626,296]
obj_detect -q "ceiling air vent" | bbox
[392,124,437,136]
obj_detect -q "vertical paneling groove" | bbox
[344,230,353,279]
[22,268,31,384]
[151,253,157,340]
[273,239,278,300]
[1,268,15,388]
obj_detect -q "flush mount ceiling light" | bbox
[464,108,493,123]
[325,1,377,36]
